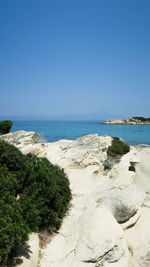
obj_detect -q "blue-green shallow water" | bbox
[11,121,150,145]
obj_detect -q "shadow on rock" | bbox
[7,243,32,267]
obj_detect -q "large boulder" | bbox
[53,134,112,168]
[75,207,129,267]
[0,130,41,146]
[98,190,143,224]
[0,131,47,157]
[40,207,129,267]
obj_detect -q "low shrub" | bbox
[0,140,72,265]
[20,154,72,232]
[0,120,13,134]
[0,194,29,265]
[0,140,26,172]
[0,165,19,196]
[107,137,130,157]
[0,140,28,194]
[133,116,150,122]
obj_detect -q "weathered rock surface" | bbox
[125,207,150,267]
[75,207,128,266]
[46,134,112,169]
[98,189,142,224]
[0,130,40,145]
[1,131,150,267]
[0,130,47,157]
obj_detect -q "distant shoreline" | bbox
[100,117,150,125]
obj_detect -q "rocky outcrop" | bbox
[98,190,142,224]
[1,131,150,267]
[102,117,150,125]
[39,134,150,267]
[125,207,150,267]
[46,134,112,169]
[0,130,41,145]
[0,131,47,157]
[75,207,129,267]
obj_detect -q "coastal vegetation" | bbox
[0,140,71,265]
[132,117,150,122]
[104,137,130,171]
[0,120,13,134]
[107,137,130,157]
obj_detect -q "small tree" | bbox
[0,120,13,134]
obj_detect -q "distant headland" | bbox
[101,117,150,125]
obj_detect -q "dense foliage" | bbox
[0,140,71,265]
[0,120,13,134]
[133,116,150,122]
[20,154,71,232]
[0,192,29,265]
[107,137,130,157]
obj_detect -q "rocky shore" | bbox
[1,131,150,267]
[102,117,150,125]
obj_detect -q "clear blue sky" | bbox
[0,0,150,119]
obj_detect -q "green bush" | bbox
[0,192,29,265]
[132,117,150,122]
[20,154,71,232]
[0,140,26,172]
[0,165,19,197]
[0,120,13,134]
[0,140,28,195]
[107,137,130,157]
[0,140,72,265]
[0,165,29,265]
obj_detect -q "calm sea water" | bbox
[11,120,150,145]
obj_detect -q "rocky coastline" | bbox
[1,131,150,267]
[101,117,150,125]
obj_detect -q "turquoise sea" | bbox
[11,120,150,145]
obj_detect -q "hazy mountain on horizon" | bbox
[0,111,120,121]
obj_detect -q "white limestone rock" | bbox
[2,131,150,267]
[47,134,112,168]
[76,207,129,267]
[0,130,47,157]
[98,189,143,224]
[134,146,150,193]
[0,130,40,146]
[125,207,150,267]
[40,206,129,267]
